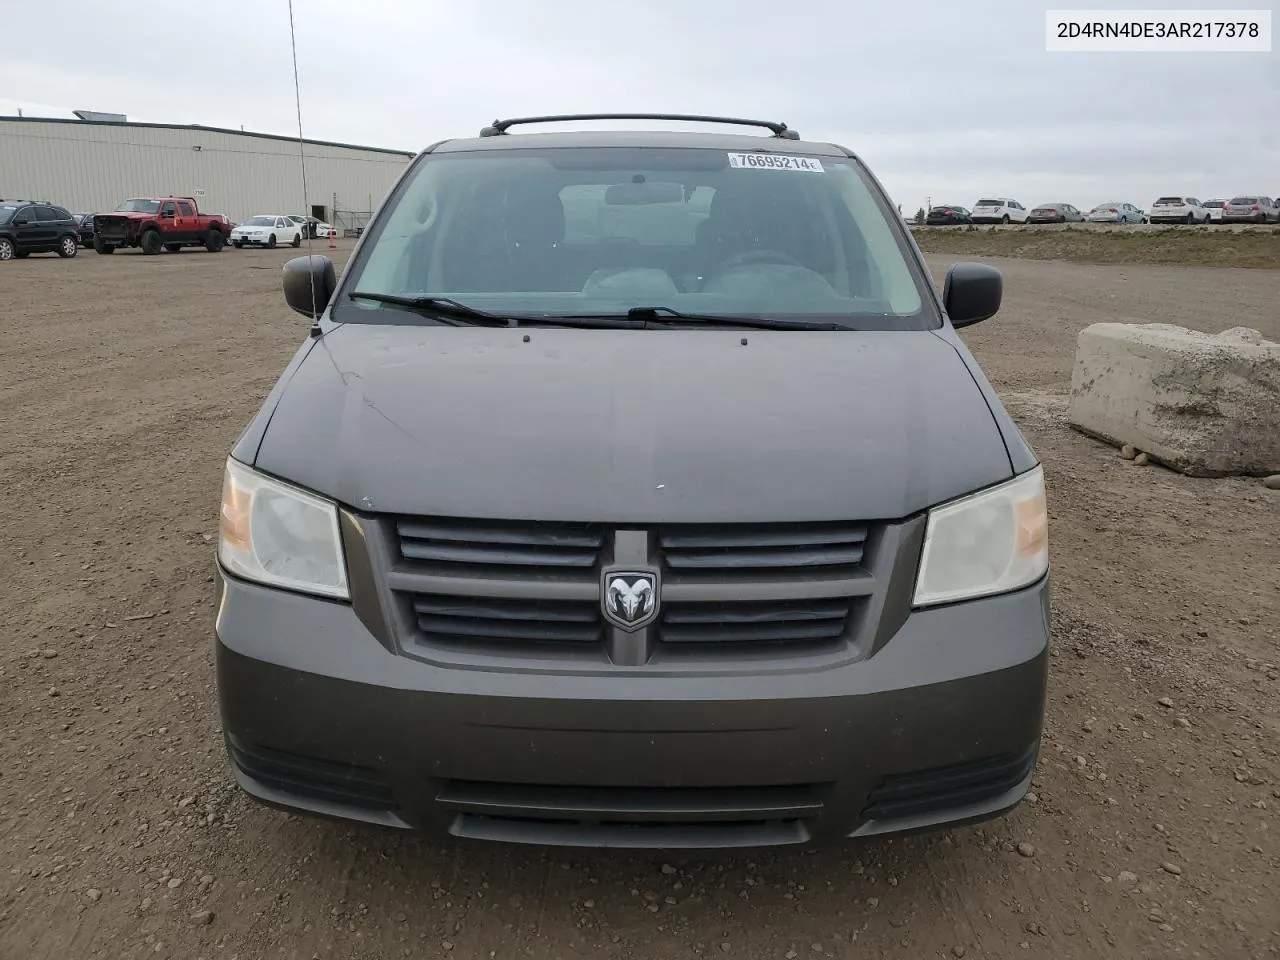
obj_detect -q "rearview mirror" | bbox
[605,181,684,205]
[942,262,1002,328]
[283,255,337,318]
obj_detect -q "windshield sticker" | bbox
[727,153,825,173]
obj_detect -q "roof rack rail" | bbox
[478,113,801,140]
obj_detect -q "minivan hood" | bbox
[253,326,1013,523]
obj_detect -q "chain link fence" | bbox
[332,208,372,239]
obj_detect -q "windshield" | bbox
[0,204,18,224]
[1229,197,1257,205]
[1154,197,1184,205]
[1203,200,1224,207]
[242,216,277,227]
[337,146,932,331]
[975,199,1002,206]
[115,199,160,213]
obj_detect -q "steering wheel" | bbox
[716,248,804,271]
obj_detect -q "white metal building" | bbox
[0,116,416,226]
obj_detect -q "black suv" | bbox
[0,200,81,260]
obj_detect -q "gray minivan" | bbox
[216,114,1050,849]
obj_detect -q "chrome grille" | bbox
[396,518,604,575]
[410,593,602,645]
[659,599,852,645]
[361,513,913,666]
[658,522,869,576]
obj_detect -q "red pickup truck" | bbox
[93,196,232,254]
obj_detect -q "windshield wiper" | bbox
[347,293,644,329]
[347,292,514,327]
[347,294,846,331]
[622,306,846,331]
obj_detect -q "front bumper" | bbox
[215,568,1051,849]
[232,234,272,244]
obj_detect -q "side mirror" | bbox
[942,261,1002,328]
[283,255,337,318]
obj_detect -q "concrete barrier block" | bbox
[1068,322,1280,477]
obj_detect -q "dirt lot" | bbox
[913,224,1280,269]
[1,242,1277,960]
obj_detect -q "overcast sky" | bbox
[2,0,1276,213]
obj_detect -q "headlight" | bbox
[913,466,1048,607]
[218,457,349,599]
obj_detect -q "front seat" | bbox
[694,179,820,278]
[496,186,571,292]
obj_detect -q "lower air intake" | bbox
[860,746,1037,822]
[227,736,397,811]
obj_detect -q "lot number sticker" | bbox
[727,153,825,173]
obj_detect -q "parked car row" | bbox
[917,194,1280,227]
[1,195,340,261]
[229,214,337,247]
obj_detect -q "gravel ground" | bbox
[913,224,1280,269]
[1,243,1277,960]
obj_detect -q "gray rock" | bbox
[1263,474,1280,490]
[1017,842,1036,858]
[1068,323,1280,477]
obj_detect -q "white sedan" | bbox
[230,215,304,249]
[289,215,337,239]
